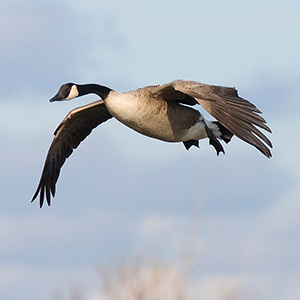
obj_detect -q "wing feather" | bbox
[32,100,113,207]
[153,80,272,157]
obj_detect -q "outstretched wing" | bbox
[153,80,272,157]
[32,100,113,207]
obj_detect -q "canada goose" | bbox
[32,80,272,207]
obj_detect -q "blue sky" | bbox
[1,0,300,299]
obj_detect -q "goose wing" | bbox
[153,80,272,157]
[32,100,113,207]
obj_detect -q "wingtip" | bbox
[31,187,40,204]
[266,150,272,158]
[39,186,45,208]
[257,145,272,158]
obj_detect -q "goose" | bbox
[32,80,272,207]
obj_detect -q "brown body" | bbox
[105,87,204,142]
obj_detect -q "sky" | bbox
[1,0,300,299]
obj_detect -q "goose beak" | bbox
[49,93,64,102]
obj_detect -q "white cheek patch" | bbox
[65,85,79,100]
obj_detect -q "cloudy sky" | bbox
[1,0,300,299]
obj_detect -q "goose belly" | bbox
[105,92,200,142]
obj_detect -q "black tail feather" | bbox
[208,137,225,155]
[213,121,233,144]
[204,121,225,155]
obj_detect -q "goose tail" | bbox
[212,121,233,144]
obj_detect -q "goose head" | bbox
[49,83,79,102]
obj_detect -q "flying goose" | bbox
[32,80,272,207]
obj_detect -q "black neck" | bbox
[77,84,113,99]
